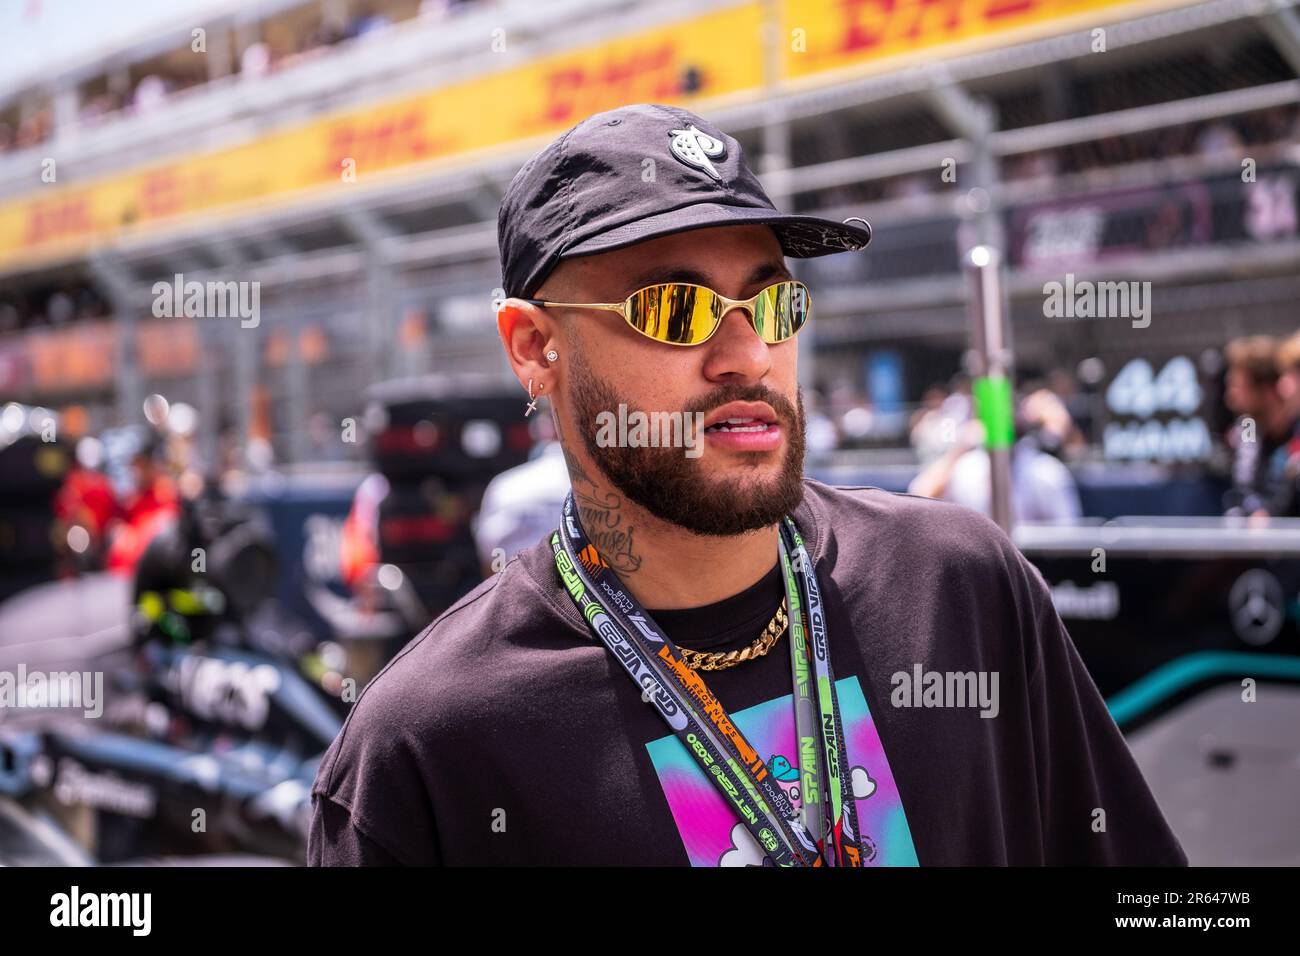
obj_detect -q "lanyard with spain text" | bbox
[553,491,863,866]
[780,513,865,866]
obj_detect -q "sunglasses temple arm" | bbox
[518,298,625,315]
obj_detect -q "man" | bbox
[1258,330,1300,517]
[107,434,179,574]
[54,436,120,570]
[1222,335,1298,517]
[309,103,1185,866]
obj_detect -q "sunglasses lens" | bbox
[625,284,718,345]
[752,281,810,343]
[623,281,811,345]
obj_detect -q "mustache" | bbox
[684,383,800,425]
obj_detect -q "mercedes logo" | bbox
[1228,569,1285,646]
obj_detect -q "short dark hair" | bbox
[1225,335,1279,386]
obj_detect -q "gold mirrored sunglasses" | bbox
[521,279,812,347]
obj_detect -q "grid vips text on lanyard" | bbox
[552,491,864,867]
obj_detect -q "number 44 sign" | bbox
[1104,356,1210,463]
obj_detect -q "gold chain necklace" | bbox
[677,598,788,671]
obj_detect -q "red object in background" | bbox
[122,473,178,525]
[53,466,120,540]
[106,474,180,575]
[339,473,387,591]
[340,505,380,591]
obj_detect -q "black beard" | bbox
[565,347,806,536]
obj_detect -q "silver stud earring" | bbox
[546,349,558,362]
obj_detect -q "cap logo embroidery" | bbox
[668,124,726,181]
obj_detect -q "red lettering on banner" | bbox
[838,0,1044,53]
[543,68,585,126]
[23,195,91,245]
[324,126,355,177]
[371,119,399,165]
[982,0,1038,21]
[839,0,897,53]
[539,43,680,126]
[320,109,436,179]
[141,167,184,220]
[401,113,433,159]
[903,0,964,40]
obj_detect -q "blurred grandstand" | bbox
[0,0,1295,480]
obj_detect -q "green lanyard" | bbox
[554,492,863,865]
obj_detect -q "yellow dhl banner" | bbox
[779,0,1190,82]
[0,0,1189,272]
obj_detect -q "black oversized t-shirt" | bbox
[308,479,1186,866]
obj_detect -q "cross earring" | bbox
[524,379,542,417]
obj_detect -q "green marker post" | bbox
[965,245,1014,531]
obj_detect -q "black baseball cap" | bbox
[497,102,872,300]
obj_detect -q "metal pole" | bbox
[196,319,220,475]
[964,245,1014,533]
[760,0,808,392]
[931,80,1015,531]
[967,243,1013,535]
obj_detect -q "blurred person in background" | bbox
[15,107,52,150]
[241,42,273,79]
[131,75,169,115]
[53,436,120,571]
[1046,368,1092,450]
[1223,335,1299,517]
[909,375,975,465]
[124,435,178,523]
[107,435,180,574]
[941,372,972,422]
[909,384,960,465]
[1249,331,1300,518]
[307,13,349,51]
[1020,380,1084,459]
[908,388,1082,523]
[1195,119,1245,158]
[472,411,570,575]
[1276,331,1300,422]
[347,2,393,39]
